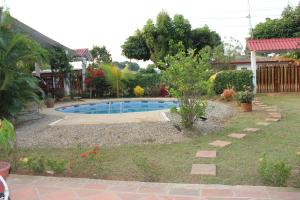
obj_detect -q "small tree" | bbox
[91,45,112,63]
[163,48,212,128]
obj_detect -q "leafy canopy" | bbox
[91,45,112,63]
[121,11,221,69]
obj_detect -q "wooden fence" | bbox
[256,63,300,93]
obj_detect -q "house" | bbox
[11,17,92,95]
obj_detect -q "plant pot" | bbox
[241,102,252,112]
[0,162,10,179]
[46,99,55,108]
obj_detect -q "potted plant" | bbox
[45,94,55,108]
[236,86,254,112]
[0,119,16,179]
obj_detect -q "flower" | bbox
[89,150,97,155]
[80,153,88,158]
[93,145,100,151]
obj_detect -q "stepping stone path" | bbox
[266,118,280,122]
[191,97,282,177]
[228,133,247,139]
[195,150,216,158]
[191,164,216,175]
[243,128,260,132]
[209,140,231,148]
[256,122,270,126]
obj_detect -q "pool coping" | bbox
[41,97,177,125]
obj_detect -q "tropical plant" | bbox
[0,12,48,118]
[101,64,134,97]
[163,48,212,128]
[0,119,15,157]
[91,45,112,63]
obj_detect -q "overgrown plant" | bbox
[236,86,254,103]
[163,48,212,128]
[258,154,291,186]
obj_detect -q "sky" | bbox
[4,0,300,67]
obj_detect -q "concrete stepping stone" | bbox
[191,164,216,176]
[266,108,278,112]
[266,118,280,122]
[256,122,270,126]
[195,150,216,158]
[243,128,260,132]
[209,140,231,148]
[228,133,247,139]
[269,113,281,118]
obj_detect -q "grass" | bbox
[5,94,300,187]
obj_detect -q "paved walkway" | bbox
[7,175,300,200]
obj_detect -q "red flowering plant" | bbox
[85,66,105,87]
[160,85,169,97]
[79,145,100,158]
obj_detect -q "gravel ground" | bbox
[15,100,233,148]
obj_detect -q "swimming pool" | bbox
[56,100,179,114]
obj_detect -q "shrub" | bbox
[221,88,235,101]
[47,158,67,173]
[258,154,291,186]
[26,155,46,173]
[133,156,160,182]
[163,49,211,128]
[0,119,15,157]
[214,70,253,94]
[236,86,254,103]
[134,85,145,97]
[160,85,169,97]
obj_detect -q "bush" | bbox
[236,86,254,103]
[133,156,160,182]
[26,155,46,173]
[134,85,144,97]
[258,154,291,186]
[214,70,253,94]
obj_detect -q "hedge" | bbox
[214,70,253,94]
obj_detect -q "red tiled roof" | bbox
[247,37,300,52]
[74,48,93,61]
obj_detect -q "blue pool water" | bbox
[56,100,179,114]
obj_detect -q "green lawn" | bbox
[6,94,300,187]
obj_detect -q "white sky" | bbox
[5,0,300,66]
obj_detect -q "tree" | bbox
[163,48,212,128]
[0,12,48,118]
[91,45,112,63]
[113,61,140,71]
[48,47,71,74]
[252,5,300,39]
[121,11,221,70]
[101,64,133,97]
[121,31,150,61]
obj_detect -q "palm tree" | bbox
[0,12,48,118]
[101,63,133,98]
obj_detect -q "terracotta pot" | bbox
[241,102,252,112]
[0,162,10,179]
[46,99,55,108]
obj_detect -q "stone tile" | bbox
[269,113,282,119]
[10,186,39,200]
[138,185,166,194]
[243,128,260,132]
[228,133,247,139]
[169,187,200,196]
[40,190,78,200]
[83,192,121,200]
[256,122,270,126]
[195,150,217,158]
[266,108,278,112]
[209,140,231,148]
[84,183,108,190]
[191,164,216,176]
[201,188,233,197]
[266,118,280,122]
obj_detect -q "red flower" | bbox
[80,153,88,158]
[89,150,97,155]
